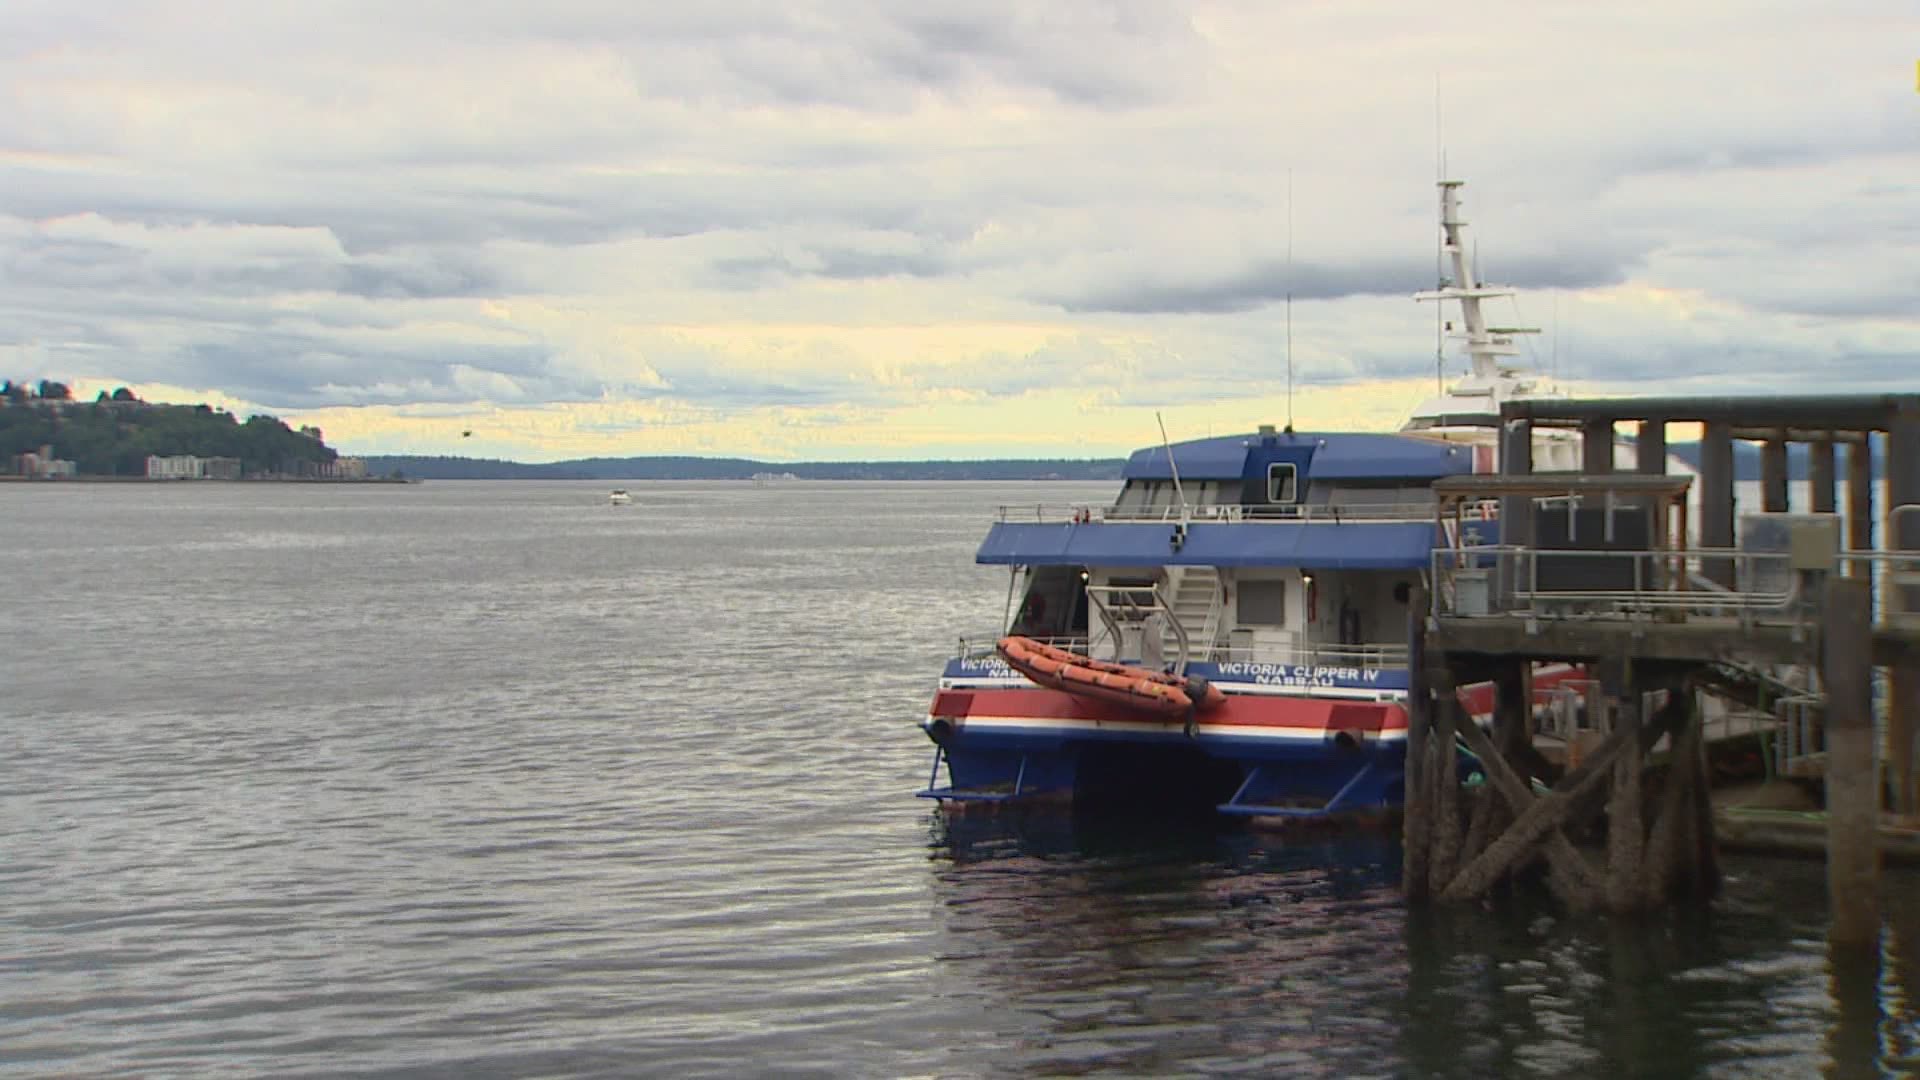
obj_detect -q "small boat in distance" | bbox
[608,489,633,505]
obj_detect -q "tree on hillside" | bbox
[36,380,71,400]
[111,387,138,402]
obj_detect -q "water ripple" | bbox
[2,481,1918,1076]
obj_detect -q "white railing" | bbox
[1431,546,1804,626]
[1538,679,1603,743]
[993,501,1498,525]
[1775,691,1825,777]
[953,634,1087,662]
[1200,641,1410,670]
[947,632,1407,673]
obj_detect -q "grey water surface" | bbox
[2,479,1916,1077]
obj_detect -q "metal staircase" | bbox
[1162,566,1224,664]
[1697,660,1831,780]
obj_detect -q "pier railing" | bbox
[949,633,1408,673]
[993,501,1496,525]
[1431,546,1805,626]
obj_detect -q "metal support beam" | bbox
[1701,421,1736,588]
[1810,441,1837,515]
[1761,439,1789,513]
[1824,577,1878,949]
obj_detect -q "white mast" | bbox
[1412,180,1537,380]
[1399,178,1557,438]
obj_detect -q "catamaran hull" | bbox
[918,687,1410,819]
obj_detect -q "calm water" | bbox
[2,479,1917,1077]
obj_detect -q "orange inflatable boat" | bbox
[996,635,1228,719]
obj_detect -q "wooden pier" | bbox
[1402,393,1920,949]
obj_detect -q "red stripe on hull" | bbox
[932,687,1407,733]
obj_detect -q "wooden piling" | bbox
[1824,577,1878,949]
[1604,662,1646,913]
[1452,702,1602,910]
[1641,696,1702,907]
[1437,724,1635,904]
[1403,587,1431,901]
[1429,672,1462,897]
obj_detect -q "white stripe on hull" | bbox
[935,714,1409,743]
[940,677,1406,702]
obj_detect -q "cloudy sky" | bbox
[3,2,1915,461]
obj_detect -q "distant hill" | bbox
[363,441,1888,483]
[360,454,1128,481]
[360,455,593,480]
[1,388,336,477]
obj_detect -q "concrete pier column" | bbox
[1893,403,1920,548]
[1824,577,1878,949]
[1635,419,1667,475]
[1700,422,1736,588]
[1636,419,1668,526]
[1582,418,1615,476]
[1761,438,1790,513]
[1847,439,1875,580]
[1499,419,1534,549]
[1809,441,1837,515]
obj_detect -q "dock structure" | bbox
[1403,393,1920,946]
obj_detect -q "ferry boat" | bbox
[916,179,1608,820]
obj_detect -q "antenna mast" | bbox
[1285,168,1294,432]
[1156,411,1186,513]
[1414,180,1536,379]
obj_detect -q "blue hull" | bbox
[919,723,1408,821]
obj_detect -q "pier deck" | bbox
[1403,392,1919,949]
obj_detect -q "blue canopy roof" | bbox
[1124,431,1474,483]
[976,521,1442,570]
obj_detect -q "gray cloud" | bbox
[1,0,1916,430]
[1039,252,1636,315]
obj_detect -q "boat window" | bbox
[1237,580,1286,626]
[1267,463,1298,503]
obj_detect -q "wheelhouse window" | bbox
[1267,463,1298,503]
[1237,580,1287,626]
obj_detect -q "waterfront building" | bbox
[145,454,204,480]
